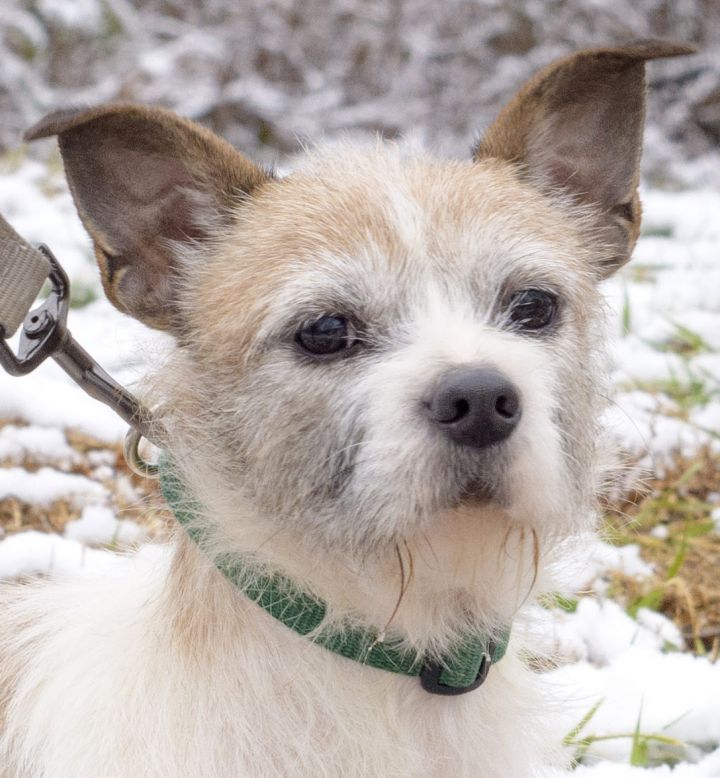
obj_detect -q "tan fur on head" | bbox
[0,41,697,778]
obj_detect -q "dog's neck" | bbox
[162,452,551,652]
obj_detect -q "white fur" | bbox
[0,549,566,777]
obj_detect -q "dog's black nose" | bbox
[424,366,521,448]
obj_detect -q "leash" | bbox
[0,213,510,695]
[0,213,159,475]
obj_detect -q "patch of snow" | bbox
[36,0,104,32]
[573,747,720,776]
[557,599,673,665]
[0,530,114,578]
[611,337,685,385]
[641,190,720,241]
[604,395,712,471]
[64,505,145,546]
[547,647,720,765]
[0,424,76,465]
[0,466,105,506]
[690,354,720,384]
[691,402,720,436]
[636,607,684,650]
[588,542,654,582]
[711,507,720,531]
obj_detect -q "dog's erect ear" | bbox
[25,104,270,330]
[474,41,696,276]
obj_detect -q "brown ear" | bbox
[25,103,270,330]
[474,40,696,276]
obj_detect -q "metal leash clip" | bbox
[0,215,160,478]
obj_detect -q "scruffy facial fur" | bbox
[0,41,695,778]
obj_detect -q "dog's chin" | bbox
[451,476,500,511]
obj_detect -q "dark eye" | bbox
[296,315,356,356]
[508,289,558,331]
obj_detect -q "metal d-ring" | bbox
[124,426,160,479]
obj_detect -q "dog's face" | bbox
[27,42,693,552]
[181,151,602,550]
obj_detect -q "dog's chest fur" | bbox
[0,539,558,778]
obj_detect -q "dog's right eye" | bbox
[296,315,356,356]
[507,289,558,331]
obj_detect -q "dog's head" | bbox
[27,42,693,554]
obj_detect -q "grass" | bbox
[563,698,687,768]
[602,449,720,655]
[655,322,712,357]
[617,319,720,417]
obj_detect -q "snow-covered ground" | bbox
[0,152,719,775]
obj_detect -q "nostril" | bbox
[451,398,470,422]
[432,396,470,424]
[495,394,518,419]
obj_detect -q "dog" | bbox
[0,41,695,777]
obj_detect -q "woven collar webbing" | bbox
[160,462,510,694]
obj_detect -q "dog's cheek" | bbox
[345,348,467,531]
[502,401,566,528]
[483,347,564,527]
[501,330,601,534]
[223,358,367,532]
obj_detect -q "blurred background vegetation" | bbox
[1,0,719,184]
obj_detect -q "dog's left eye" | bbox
[508,289,558,331]
[296,315,356,356]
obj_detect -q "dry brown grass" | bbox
[602,448,720,656]
[0,419,172,544]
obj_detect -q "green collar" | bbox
[160,462,510,696]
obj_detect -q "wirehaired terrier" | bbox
[0,41,694,778]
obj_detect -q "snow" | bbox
[0,189,171,441]
[573,749,720,777]
[64,504,145,546]
[0,423,77,464]
[0,529,166,579]
[2,0,719,186]
[591,542,656,580]
[711,508,720,532]
[0,466,106,506]
[0,530,114,578]
[550,598,682,666]
[548,647,720,762]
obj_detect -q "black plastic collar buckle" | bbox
[419,647,494,696]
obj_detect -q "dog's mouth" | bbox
[444,447,510,511]
[438,475,502,509]
[453,476,498,509]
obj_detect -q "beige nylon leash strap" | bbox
[0,214,50,337]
